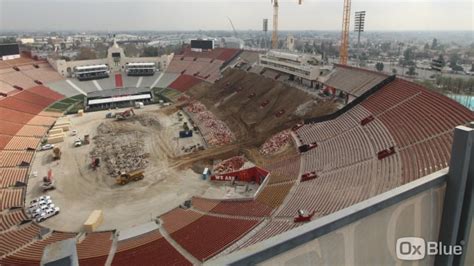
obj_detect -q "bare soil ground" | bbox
[187,68,337,147]
[26,106,255,232]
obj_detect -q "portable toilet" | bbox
[202,168,210,180]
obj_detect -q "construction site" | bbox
[23,65,338,232]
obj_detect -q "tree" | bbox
[431,38,438,49]
[407,66,416,76]
[375,62,384,72]
[0,37,16,44]
[424,43,430,50]
[76,47,97,60]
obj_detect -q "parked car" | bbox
[28,199,53,212]
[36,207,60,222]
[29,196,51,205]
[40,144,54,151]
[71,130,78,136]
[30,204,55,218]
[74,139,82,147]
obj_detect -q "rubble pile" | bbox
[260,130,292,155]
[91,122,149,177]
[213,156,247,174]
[185,101,235,146]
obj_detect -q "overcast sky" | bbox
[0,0,472,31]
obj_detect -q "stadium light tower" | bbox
[354,11,366,66]
[354,11,366,49]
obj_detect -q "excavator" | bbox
[52,147,61,160]
[41,169,56,192]
[115,108,135,120]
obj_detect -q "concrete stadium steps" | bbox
[67,79,102,94]
[3,136,40,150]
[235,220,301,251]
[112,229,191,266]
[263,155,301,185]
[169,214,261,262]
[0,222,41,257]
[1,232,77,265]
[156,73,179,88]
[0,209,29,231]
[19,63,64,84]
[76,232,114,265]
[46,80,84,97]
[0,168,28,188]
[277,160,376,218]
[96,76,115,90]
[140,75,161,88]
[0,71,37,90]
[0,188,25,211]
[0,80,17,95]
[121,75,140,88]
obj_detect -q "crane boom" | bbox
[339,0,351,65]
[271,0,302,50]
[227,16,238,38]
[271,0,279,49]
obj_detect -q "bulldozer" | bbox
[115,108,135,121]
[116,169,144,185]
[52,147,61,160]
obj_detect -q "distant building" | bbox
[48,39,173,77]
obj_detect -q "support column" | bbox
[435,126,474,266]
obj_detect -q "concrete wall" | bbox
[259,184,445,266]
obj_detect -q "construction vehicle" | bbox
[41,169,56,192]
[84,135,90,145]
[116,169,144,185]
[115,108,135,120]
[52,147,61,160]
[183,122,189,131]
[90,158,100,170]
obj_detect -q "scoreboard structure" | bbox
[0,43,20,60]
[190,39,214,52]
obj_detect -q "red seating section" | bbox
[77,232,113,265]
[1,232,76,265]
[0,209,29,231]
[169,74,202,92]
[170,215,260,261]
[0,223,41,257]
[112,230,191,266]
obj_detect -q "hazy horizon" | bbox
[1,0,472,32]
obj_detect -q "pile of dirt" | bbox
[186,68,338,146]
[91,122,149,177]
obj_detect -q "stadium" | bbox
[0,5,474,266]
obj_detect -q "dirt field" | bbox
[26,105,256,232]
[26,70,335,233]
[187,68,337,146]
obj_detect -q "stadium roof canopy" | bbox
[324,64,388,97]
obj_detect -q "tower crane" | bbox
[271,0,303,49]
[339,0,351,65]
[227,17,238,38]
